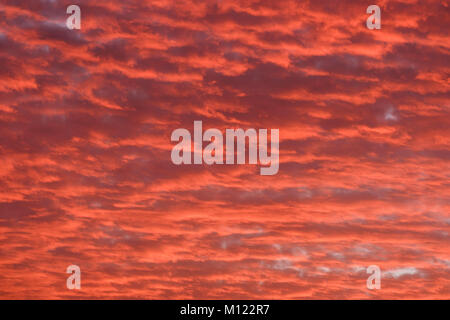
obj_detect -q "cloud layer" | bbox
[0,0,449,299]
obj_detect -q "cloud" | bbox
[0,0,448,299]
[384,267,420,279]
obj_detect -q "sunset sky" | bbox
[0,0,449,299]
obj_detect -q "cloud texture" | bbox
[0,0,449,299]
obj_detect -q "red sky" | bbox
[0,0,449,299]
